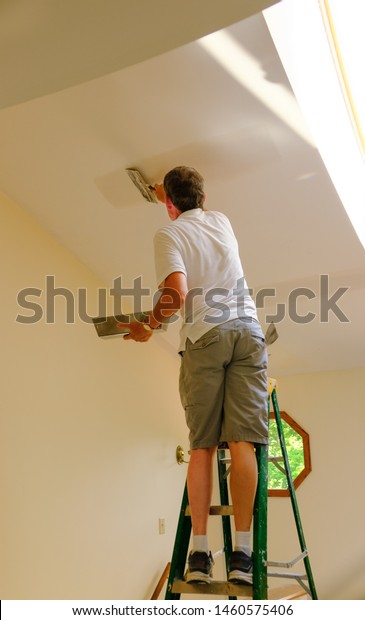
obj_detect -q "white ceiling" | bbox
[1,0,364,376]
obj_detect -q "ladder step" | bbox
[172,579,252,596]
[186,505,234,516]
[171,581,307,600]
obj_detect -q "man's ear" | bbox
[166,196,174,215]
[166,196,181,221]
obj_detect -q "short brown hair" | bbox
[163,166,205,212]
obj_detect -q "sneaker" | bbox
[228,550,253,584]
[185,550,214,584]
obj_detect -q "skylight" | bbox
[264,0,365,249]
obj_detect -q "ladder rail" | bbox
[217,447,236,601]
[271,388,318,600]
[165,484,191,600]
[253,442,269,600]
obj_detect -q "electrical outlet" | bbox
[158,518,165,535]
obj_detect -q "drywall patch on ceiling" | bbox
[97,123,280,209]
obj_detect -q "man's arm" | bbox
[117,271,188,342]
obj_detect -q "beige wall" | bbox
[269,367,365,600]
[0,192,187,599]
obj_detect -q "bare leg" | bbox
[228,441,257,531]
[187,447,217,535]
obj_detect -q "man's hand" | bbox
[116,321,153,342]
[116,272,187,344]
[154,183,166,203]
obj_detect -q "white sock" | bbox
[235,531,251,556]
[193,535,209,553]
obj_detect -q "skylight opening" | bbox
[264,0,365,249]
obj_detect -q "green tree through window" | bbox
[268,411,311,497]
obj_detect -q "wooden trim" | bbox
[150,562,171,600]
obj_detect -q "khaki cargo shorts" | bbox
[179,319,268,449]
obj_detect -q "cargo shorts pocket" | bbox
[187,330,220,351]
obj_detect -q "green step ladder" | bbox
[165,380,318,600]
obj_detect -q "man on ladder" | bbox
[118,165,268,585]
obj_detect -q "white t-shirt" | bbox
[153,208,258,352]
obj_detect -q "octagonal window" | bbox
[268,411,311,497]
